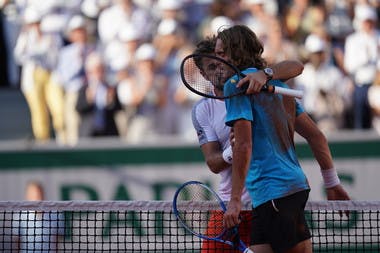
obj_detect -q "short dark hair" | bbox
[193,36,216,69]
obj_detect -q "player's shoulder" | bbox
[192,97,212,112]
[192,97,223,120]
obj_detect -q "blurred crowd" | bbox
[0,0,379,146]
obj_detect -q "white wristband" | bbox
[321,168,340,188]
[222,146,233,164]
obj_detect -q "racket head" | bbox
[180,54,247,99]
[172,181,227,240]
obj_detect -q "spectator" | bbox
[97,0,153,44]
[103,23,142,79]
[11,181,65,252]
[282,0,311,43]
[201,15,235,38]
[241,0,276,42]
[295,33,350,132]
[112,56,137,138]
[344,4,380,129]
[0,0,22,87]
[124,43,163,142]
[52,15,96,146]
[153,18,195,136]
[197,0,242,39]
[260,18,300,66]
[14,7,64,144]
[81,0,113,20]
[156,0,184,22]
[324,0,354,75]
[76,52,122,137]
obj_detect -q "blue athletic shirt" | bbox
[224,67,310,208]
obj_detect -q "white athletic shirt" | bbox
[192,97,251,202]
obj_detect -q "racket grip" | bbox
[243,248,254,253]
[266,85,303,99]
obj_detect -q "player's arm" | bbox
[295,112,350,201]
[271,60,304,81]
[224,119,252,229]
[200,141,232,174]
[237,60,304,93]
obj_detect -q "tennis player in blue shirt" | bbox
[216,25,350,253]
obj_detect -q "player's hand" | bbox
[236,71,267,94]
[229,129,235,147]
[326,184,351,217]
[326,184,350,201]
[224,199,241,229]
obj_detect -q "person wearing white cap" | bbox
[344,4,379,129]
[199,15,235,38]
[153,18,187,69]
[295,33,351,132]
[156,0,183,20]
[51,15,96,146]
[103,21,143,73]
[14,6,65,144]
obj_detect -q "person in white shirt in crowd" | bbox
[52,15,96,146]
[14,7,64,144]
[117,24,142,68]
[295,33,352,132]
[103,23,142,78]
[97,0,153,44]
[344,4,380,129]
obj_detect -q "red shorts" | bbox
[201,210,252,253]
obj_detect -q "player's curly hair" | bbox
[216,25,266,70]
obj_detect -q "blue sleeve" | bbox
[295,100,305,116]
[224,76,253,127]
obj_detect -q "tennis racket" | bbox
[173,180,254,253]
[180,53,303,99]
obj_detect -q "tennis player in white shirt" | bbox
[191,36,304,253]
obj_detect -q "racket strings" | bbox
[175,183,225,238]
[183,57,215,95]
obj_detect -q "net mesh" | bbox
[0,200,379,252]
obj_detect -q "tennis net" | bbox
[0,200,379,252]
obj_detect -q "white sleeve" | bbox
[191,100,218,146]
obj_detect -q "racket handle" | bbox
[265,85,303,99]
[243,248,254,253]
